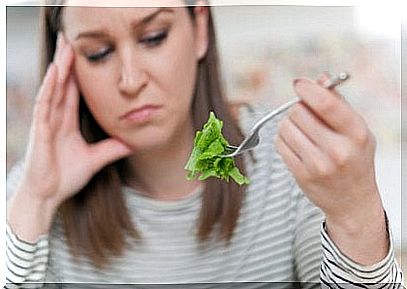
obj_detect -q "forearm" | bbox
[7,187,58,243]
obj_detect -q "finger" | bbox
[61,74,80,132]
[293,78,363,138]
[288,102,344,155]
[274,135,308,180]
[89,138,133,171]
[316,72,331,86]
[287,103,357,172]
[33,63,57,124]
[277,116,326,170]
[316,72,342,98]
[53,44,74,107]
[56,38,73,88]
[49,45,75,129]
[52,32,64,63]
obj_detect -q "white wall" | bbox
[6,6,40,97]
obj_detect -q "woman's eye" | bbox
[86,48,112,62]
[140,30,168,47]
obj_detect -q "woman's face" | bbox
[62,2,208,150]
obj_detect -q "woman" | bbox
[6,0,403,288]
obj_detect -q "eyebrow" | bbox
[75,7,174,40]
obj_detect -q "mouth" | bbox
[120,105,162,123]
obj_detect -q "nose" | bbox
[118,47,149,96]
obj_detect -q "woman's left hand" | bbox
[274,74,388,264]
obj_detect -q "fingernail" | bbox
[293,78,301,87]
[293,78,308,88]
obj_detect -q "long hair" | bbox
[40,1,247,267]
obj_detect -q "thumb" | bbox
[89,138,133,170]
[316,72,331,86]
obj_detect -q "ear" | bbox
[193,5,209,60]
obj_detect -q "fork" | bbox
[221,72,350,158]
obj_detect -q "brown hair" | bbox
[41,1,246,267]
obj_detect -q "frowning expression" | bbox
[62,3,208,150]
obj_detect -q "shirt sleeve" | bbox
[5,223,50,288]
[320,218,405,288]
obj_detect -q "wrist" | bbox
[324,197,389,265]
[325,186,384,234]
[326,204,386,237]
[7,187,59,242]
[15,181,61,209]
[326,196,385,235]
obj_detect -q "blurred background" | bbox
[6,4,405,277]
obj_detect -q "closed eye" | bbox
[86,47,113,62]
[140,30,168,47]
[84,29,168,63]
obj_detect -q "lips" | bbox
[120,105,162,123]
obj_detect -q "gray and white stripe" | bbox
[5,108,404,288]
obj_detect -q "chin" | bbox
[120,126,174,152]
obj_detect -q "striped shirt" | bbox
[5,108,404,288]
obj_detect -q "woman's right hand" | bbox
[7,33,132,240]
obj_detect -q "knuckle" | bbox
[311,160,334,179]
[289,104,303,121]
[354,128,371,147]
[330,146,352,168]
[318,97,336,116]
[300,170,313,183]
[302,172,312,184]
[295,169,310,184]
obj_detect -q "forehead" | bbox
[62,0,186,30]
[62,6,184,39]
[65,0,185,7]
[62,7,158,27]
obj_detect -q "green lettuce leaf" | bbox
[184,112,250,185]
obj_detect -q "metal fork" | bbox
[221,72,350,158]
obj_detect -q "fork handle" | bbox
[250,72,350,133]
[251,99,298,132]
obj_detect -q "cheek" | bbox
[74,60,117,124]
[154,32,198,109]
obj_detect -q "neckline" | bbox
[122,184,204,212]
